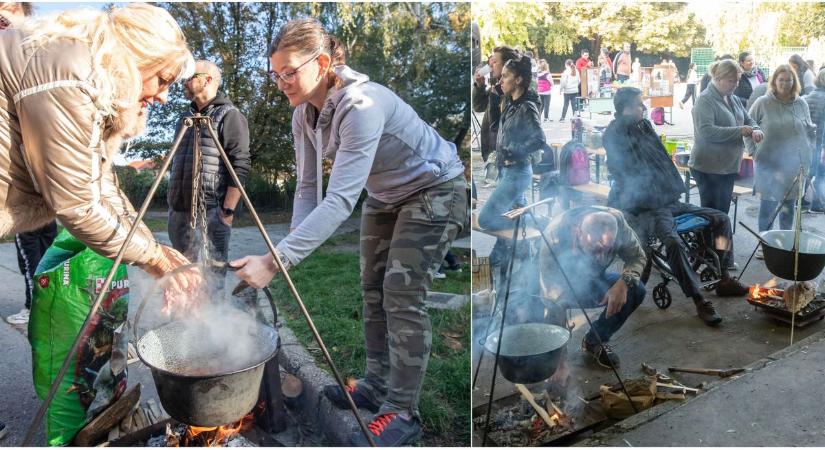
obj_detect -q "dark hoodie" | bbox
[603,116,685,212]
[495,89,545,166]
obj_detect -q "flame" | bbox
[749,284,784,300]
[179,411,254,447]
[550,412,560,423]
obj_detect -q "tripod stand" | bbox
[23,114,376,447]
[474,199,636,445]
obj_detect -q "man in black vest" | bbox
[167,60,251,288]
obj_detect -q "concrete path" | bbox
[580,330,825,446]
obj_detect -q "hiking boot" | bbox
[694,298,722,326]
[581,335,620,369]
[349,412,421,447]
[6,308,29,325]
[0,421,7,440]
[715,277,749,297]
[323,381,381,413]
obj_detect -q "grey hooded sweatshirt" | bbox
[275,65,465,266]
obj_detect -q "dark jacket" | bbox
[495,89,545,167]
[733,69,766,105]
[472,79,503,162]
[604,116,685,212]
[168,91,251,212]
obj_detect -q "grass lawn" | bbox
[269,234,470,447]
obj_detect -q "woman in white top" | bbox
[680,62,698,109]
[559,59,580,122]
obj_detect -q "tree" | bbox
[128,2,469,177]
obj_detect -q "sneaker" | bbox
[433,271,446,280]
[726,261,739,271]
[349,412,421,447]
[755,247,764,260]
[694,298,722,326]
[6,308,29,325]
[559,118,566,123]
[323,382,381,413]
[581,335,620,369]
[715,277,750,297]
[678,101,685,110]
[0,421,7,440]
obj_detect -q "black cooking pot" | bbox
[136,321,278,426]
[760,230,825,281]
[133,264,279,426]
[484,323,570,384]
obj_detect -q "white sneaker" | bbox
[6,308,30,325]
[755,247,764,260]
[433,271,446,280]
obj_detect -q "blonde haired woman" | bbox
[0,4,198,303]
[691,59,763,213]
[748,65,814,238]
[231,18,466,446]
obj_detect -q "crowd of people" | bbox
[472,41,824,378]
[2,2,468,446]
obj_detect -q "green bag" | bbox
[28,229,130,446]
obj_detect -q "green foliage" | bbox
[475,2,707,58]
[114,166,168,209]
[127,2,469,185]
[269,247,470,446]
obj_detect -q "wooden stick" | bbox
[545,395,565,417]
[515,384,556,428]
[656,382,698,393]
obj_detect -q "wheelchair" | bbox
[639,214,723,309]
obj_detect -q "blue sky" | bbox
[34,2,123,15]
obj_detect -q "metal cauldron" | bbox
[484,323,570,384]
[134,264,279,426]
[761,230,825,281]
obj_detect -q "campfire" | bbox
[747,279,825,326]
[150,411,255,447]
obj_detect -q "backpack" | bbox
[559,140,590,185]
[651,107,667,125]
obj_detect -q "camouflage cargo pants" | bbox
[358,175,467,419]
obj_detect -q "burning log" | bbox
[515,384,557,430]
[784,282,816,313]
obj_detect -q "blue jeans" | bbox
[478,163,532,231]
[758,199,795,231]
[572,272,646,344]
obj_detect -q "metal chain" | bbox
[189,122,212,265]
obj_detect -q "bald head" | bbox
[578,212,618,256]
[184,59,222,108]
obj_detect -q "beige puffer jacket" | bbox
[0,28,163,266]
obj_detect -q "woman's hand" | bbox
[141,245,204,316]
[740,126,754,137]
[230,254,280,289]
[751,129,764,143]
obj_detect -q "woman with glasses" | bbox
[231,18,466,447]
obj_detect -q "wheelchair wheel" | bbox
[652,283,672,309]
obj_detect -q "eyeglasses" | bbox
[268,51,321,84]
[187,72,210,83]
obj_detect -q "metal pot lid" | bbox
[761,230,825,254]
[484,323,570,357]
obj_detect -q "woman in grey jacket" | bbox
[690,59,764,214]
[231,19,466,447]
[748,65,815,234]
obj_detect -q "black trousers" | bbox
[168,207,232,290]
[681,84,696,105]
[539,94,551,120]
[561,93,577,119]
[628,202,732,298]
[691,169,737,214]
[15,221,58,309]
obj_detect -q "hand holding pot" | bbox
[141,246,203,315]
[230,253,281,289]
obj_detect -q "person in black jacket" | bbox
[478,55,545,231]
[167,60,251,289]
[604,87,750,326]
[733,52,766,105]
[473,46,519,183]
[699,54,735,95]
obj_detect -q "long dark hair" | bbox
[503,55,532,92]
